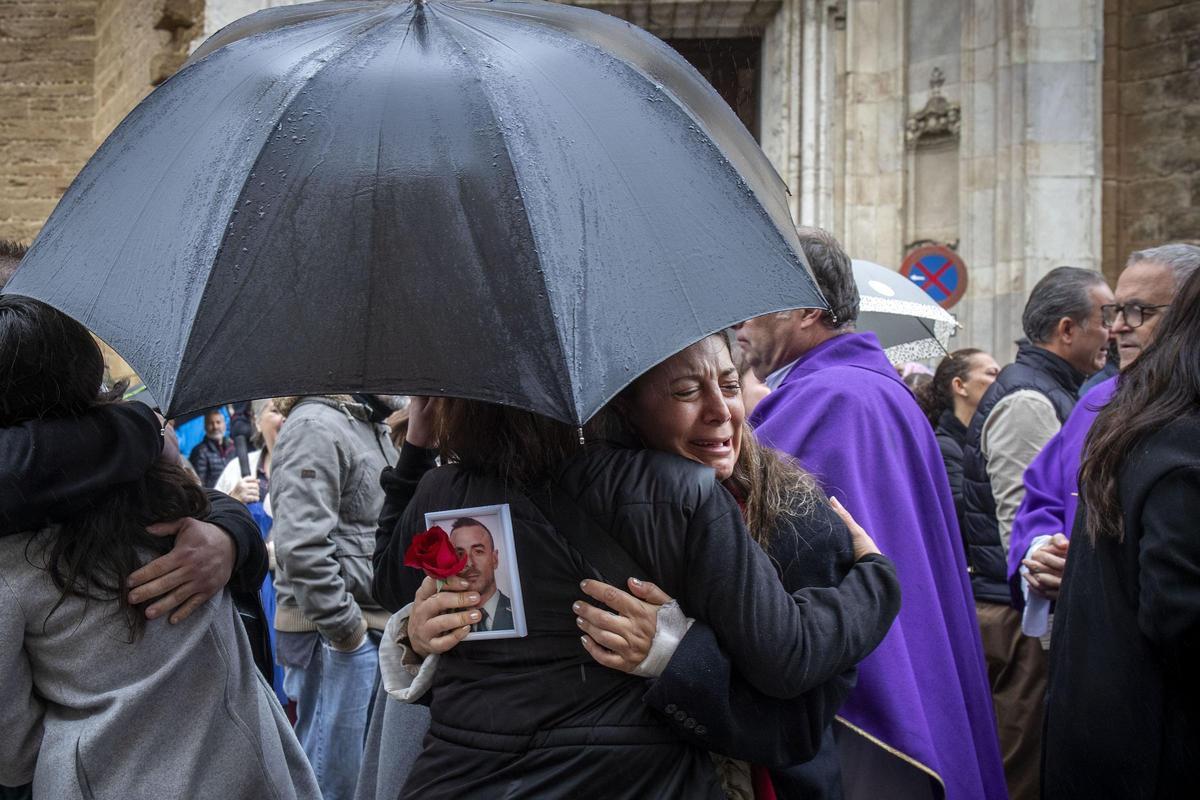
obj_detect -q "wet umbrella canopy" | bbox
[5,0,825,424]
[852,259,957,364]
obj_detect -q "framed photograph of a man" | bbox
[424,504,527,641]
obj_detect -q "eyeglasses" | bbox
[1100,303,1170,329]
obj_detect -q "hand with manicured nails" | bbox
[575,577,673,673]
[127,516,237,624]
[408,575,482,657]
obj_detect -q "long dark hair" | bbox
[0,295,209,636]
[1079,267,1200,541]
[432,397,588,489]
[916,348,983,427]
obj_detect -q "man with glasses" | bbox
[960,265,1114,800]
[1010,244,1200,627]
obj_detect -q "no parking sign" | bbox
[900,245,968,309]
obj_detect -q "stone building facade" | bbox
[1,0,1197,358]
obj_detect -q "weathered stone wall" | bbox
[94,0,203,143]
[0,0,203,244]
[1103,0,1200,280]
[759,0,838,228]
[0,2,99,243]
[837,0,907,269]
[956,0,1105,359]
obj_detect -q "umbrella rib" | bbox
[917,317,951,358]
[77,6,394,336]
[173,8,408,410]
[440,6,708,352]
[434,10,584,420]
[361,7,419,390]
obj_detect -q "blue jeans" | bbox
[283,634,380,800]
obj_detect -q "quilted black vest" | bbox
[961,342,1084,603]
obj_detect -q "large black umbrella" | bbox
[5,0,825,424]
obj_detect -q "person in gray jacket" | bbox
[271,394,398,800]
[0,295,319,800]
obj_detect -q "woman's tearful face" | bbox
[627,335,744,481]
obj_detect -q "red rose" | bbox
[404,526,467,580]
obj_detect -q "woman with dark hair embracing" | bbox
[370,331,902,799]
[1042,266,1200,798]
[0,296,319,799]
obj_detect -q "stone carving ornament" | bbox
[906,68,961,149]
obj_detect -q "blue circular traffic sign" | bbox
[900,245,968,309]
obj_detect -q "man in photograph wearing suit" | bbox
[450,517,512,632]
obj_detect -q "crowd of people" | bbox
[0,231,1197,800]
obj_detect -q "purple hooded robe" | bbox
[750,332,1007,800]
[1006,376,1118,604]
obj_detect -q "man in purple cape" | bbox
[736,229,1006,800]
[1009,244,1200,620]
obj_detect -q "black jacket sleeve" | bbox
[371,442,438,612]
[937,433,966,525]
[673,489,901,700]
[643,554,899,766]
[0,404,268,595]
[0,403,162,535]
[643,496,901,769]
[1136,466,1200,661]
[204,489,268,591]
[643,620,848,766]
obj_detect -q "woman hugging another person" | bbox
[0,296,318,800]
[371,331,902,799]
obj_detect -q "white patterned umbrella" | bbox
[852,259,958,363]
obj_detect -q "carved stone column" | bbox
[959,0,1104,358]
[836,0,907,268]
[759,0,837,228]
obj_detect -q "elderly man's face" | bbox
[451,524,499,600]
[1112,260,1176,369]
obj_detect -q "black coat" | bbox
[934,409,969,529]
[189,435,235,489]
[1043,413,1200,799]
[643,502,899,800]
[372,442,900,800]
